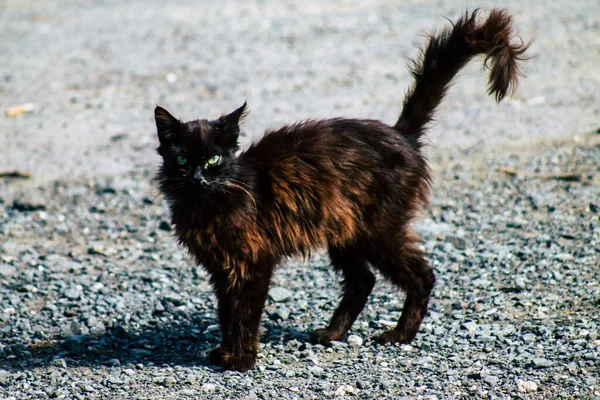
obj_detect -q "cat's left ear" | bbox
[219,101,248,129]
[216,102,247,148]
[154,106,181,144]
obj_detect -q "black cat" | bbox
[154,9,529,371]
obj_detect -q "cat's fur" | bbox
[154,9,529,371]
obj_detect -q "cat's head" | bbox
[154,102,247,200]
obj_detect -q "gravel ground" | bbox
[1,1,599,399]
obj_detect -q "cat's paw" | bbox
[310,328,339,346]
[208,346,226,366]
[377,329,414,345]
[221,353,257,372]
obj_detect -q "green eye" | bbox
[176,156,187,165]
[207,154,221,166]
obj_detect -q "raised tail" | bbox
[394,8,530,146]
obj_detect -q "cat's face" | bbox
[154,103,246,199]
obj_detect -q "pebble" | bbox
[335,385,358,396]
[64,285,83,300]
[417,356,434,366]
[162,376,177,386]
[517,380,538,393]
[461,321,478,333]
[61,321,82,337]
[50,358,67,368]
[483,375,499,385]
[347,335,363,347]
[447,235,467,250]
[271,305,290,320]
[0,264,17,277]
[269,287,293,303]
[202,383,217,392]
[532,357,553,368]
[90,282,105,293]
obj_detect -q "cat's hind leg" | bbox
[370,231,435,344]
[311,243,375,345]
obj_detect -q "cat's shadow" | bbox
[1,320,308,372]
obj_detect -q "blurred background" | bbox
[1,0,599,187]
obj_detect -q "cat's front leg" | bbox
[209,261,274,372]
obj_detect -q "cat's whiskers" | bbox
[226,178,252,189]
[215,179,258,211]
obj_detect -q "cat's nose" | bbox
[193,169,208,186]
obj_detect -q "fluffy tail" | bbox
[394,8,530,146]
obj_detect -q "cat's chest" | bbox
[173,210,264,263]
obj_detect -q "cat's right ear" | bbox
[154,106,181,143]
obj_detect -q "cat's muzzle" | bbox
[193,169,209,186]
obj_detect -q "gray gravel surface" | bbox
[1,1,599,399]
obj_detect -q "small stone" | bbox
[347,335,363,347]
[522,333,536,343]
[86,316,98,327]
[461,321,478,333]
[532,357,553,368]
[90,282,105,293]
[0,264,17,277]
[495,325,516,337]
[269,287,293,303]
[271,305,290,320]
[484,375,499,385]
[202,383,217,392]
[415,220,452,239]
[51,358,67,368]
[90,323,106,335]
[154,301,165,313]
[64,285,83,300]
[417,356,434,366]
[164,292,183,305]
[308,365,324,375]
[447,235,467,250]
[517,380,538,393]
[555,253,573,261]
[54,222,69,233]
[162,376,177,386]
[77,383,95,393]
[335,385,357,396]
[61,321,82,337]
[106,359,121,367]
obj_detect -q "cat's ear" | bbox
[154,106,181,143]
[216,102,247,148]
[220,102,248,128]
